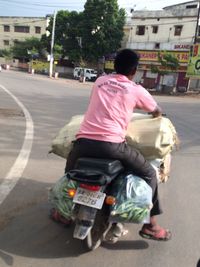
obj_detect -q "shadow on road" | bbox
[102,240,149,250]
[0,178,87,261]
[0,177,149,262]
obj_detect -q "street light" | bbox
[49,10,57,78]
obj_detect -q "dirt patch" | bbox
[0,108,24,117]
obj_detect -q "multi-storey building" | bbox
[0,16,49,50]
[107,0,200,90]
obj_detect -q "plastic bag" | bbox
[48,175,77,220]
[109,174,153,224]
[149,153,171,183]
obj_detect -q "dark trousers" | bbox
[65,138,162,216]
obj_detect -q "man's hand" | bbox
[151,106,162,118]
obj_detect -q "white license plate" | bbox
[73,187,106,209]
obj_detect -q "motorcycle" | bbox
[49,113,175,251]
[65,156,152,251]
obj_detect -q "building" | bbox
[106,1,200,91]
[0,16,49,50]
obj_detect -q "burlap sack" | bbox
[126,113,178,159]
[50,115,84,159]
[50,113,178,160]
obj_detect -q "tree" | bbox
[42,1,125,65]
[81,0,125,63]
[151,52,180,91]
[43,10,83,63]
[0,49,13,60]
[12,37,42,61]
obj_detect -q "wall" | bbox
[0,16,48,49]
[126,9,198,50]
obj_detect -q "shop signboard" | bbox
[186,44,200,78]
[105,50,189,70]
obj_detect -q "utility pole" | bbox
[187,0,200,90]
[49,10,57,78]
[194,0,200,44]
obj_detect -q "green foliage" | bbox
[43,0,125,64]
[53,44,62,60]
[0,49,13,59]
[12,37,42,60]
[43,10,83,63]
[151,52,180,75]
[81,0,126,62]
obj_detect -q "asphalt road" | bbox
[0,71,200,267]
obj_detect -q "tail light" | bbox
[80,184,101,191]
[67,189,76,198]
[105,196,116,205]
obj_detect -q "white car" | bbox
[73,67,97,81]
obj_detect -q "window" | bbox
[136,25,145,35]
[174,25,183,36]
[3,40,9,46]
[152,26,158,34]
[14,26,30,33]
[155,43,160,49]
[186,4,197,9]
[35,26,41,34]
[4,25,10,32]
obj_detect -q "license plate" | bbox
[73,187,106,209]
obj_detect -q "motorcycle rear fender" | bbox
[73,205,97,240]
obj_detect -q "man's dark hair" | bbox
[114,49,140,76]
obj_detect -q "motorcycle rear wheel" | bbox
[84,209,109,251]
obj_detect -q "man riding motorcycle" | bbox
[65,49,171,242]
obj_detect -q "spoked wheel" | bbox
[84,209,110,251]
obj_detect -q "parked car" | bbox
[73,67,97,81]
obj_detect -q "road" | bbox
[0,71,200,267]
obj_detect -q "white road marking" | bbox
[0,84,34,205]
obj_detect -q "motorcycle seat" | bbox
[66,157,124,186]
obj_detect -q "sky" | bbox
[0,0,192,17]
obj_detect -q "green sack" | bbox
[49,175,77,220]
[109,174,153,224]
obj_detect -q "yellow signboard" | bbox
[104,60,114,70]
[105,50,189,70]
[186,44,200,78]
[138,51,189,63]
[31,60,50,72]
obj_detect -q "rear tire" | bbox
[84,209,109,251]
[85,229,102,251]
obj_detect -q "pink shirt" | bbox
[76,74,157,143]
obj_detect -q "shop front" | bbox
[104,50,190,91]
